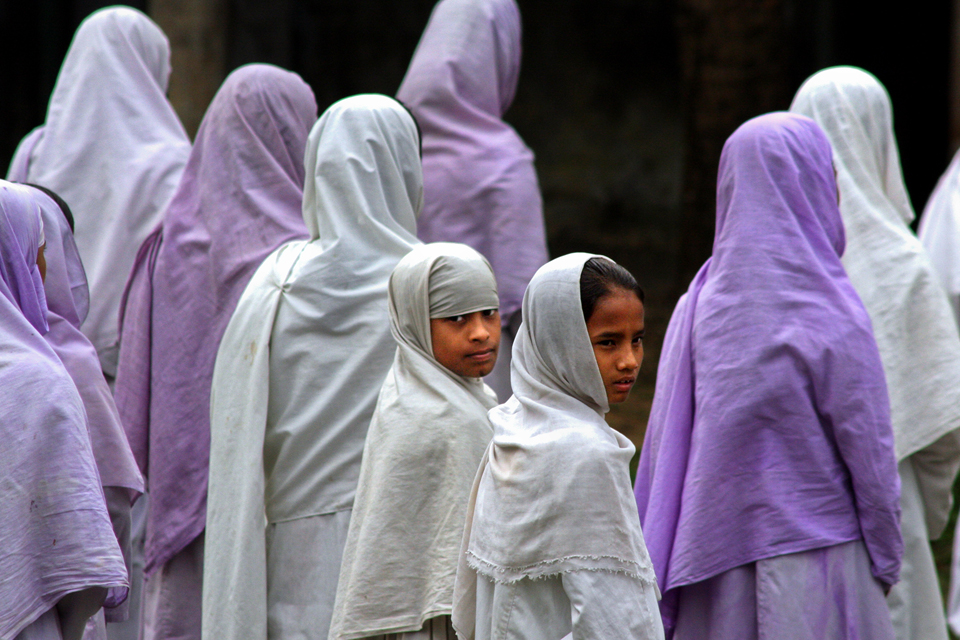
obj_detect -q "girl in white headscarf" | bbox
[453,253,663,640]
[6,6,191,377]
[203,94,421,640]
[792,66,960,640]
[329,242,500,640]
[918,133,960,636]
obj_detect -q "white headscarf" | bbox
[203,94,421,640]
[919,149,960,323]
[330,242,498,639]
[452,253,658,639]
[8,6,191,370]
[791,66,960,461]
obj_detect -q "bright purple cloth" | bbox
[634,113,902,637]
[0,181,126,637]
[114,64,316,575]
[396,0,547,321]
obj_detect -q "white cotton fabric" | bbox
[474,568,663,640]
[329,243,499,639]
[791,66,960,461]
[452,253,659,640]
[8,7,190,369]
[203,94,422,640]
[920,148,960,323]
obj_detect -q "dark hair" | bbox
[580,257,644,322]
[396,100,423,159]
[24,183,75,232]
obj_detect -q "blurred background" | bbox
[0,0,956,596]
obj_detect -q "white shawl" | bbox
[791,66,960,461]
[329,243,498,639]
[919,148,960,323]
[203,94,421,640]
[8,7,190,369]
[452,253,658,640]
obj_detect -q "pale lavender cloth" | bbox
[396,0,547,321]
[31,188,143,613]
[634,113,902,637]
[0,181,126,638]
[33,188,144,502]
[114,64,316,576]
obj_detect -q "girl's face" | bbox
[430,309,501,378]
[36,244,46,283]
[587,288,644,404]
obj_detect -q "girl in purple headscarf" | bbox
[113,64,317,640]
[634,113,902,640]
[397,0,549,401]
[26,185,144,637]
[0,181,127,640]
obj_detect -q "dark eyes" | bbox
[443,309,499,323]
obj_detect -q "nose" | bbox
[467,315,490,342]
[618,346,639,372]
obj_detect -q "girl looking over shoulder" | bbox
[453,253,663,640]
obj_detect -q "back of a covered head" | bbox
[513,253,611,414]
[0,182,48,333]
[181,64,317,217]
[714,112,846,270]
[389,242,498,358]
[46,6,176,129]
[790,66,914,226]
[398,0,521,119]
[302,94,422,249]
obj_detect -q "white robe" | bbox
[203,95,422,640]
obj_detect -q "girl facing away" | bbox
[635,112,901,640]
[453,253,664,640]
[329,242,501,640]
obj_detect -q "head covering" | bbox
[791,66,960,461]
[203,94,421,640]
[112,63,316,577]
[31,187,144,505]
[330,242,499,639]
[919,150,960,323]
[634,113,901,638]
[0,181,126,638]
[396,0,547,322]
[452,252,657,639]
[8,6,191,370]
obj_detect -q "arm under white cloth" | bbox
[203,243,303,640]
[909,430,960,538]
[561,570,664,640]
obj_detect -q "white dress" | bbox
[474,571,662,640]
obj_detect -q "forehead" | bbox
[587,289,644,332]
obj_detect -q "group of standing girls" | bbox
[5,2,960,640]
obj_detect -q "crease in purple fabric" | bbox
[396,0,547,322]
[114,63,317,576]
[634,112,902,638]
[0,181,126,638]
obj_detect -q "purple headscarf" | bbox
[114,64,317,575]
[0,181,126,637]
[32,188,144,503]
[396,0,547,321]
[634,113,902,637]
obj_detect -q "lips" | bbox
[466,349,495,362]
[612,378,635,392]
